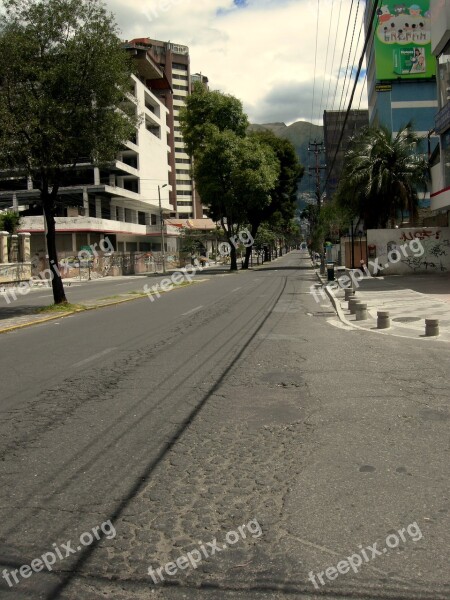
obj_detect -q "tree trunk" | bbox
[229,243,238,271]
[243,245,252,269]
[43,194,67,305]
[243,222,260,270]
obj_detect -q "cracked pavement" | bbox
[0,251,449,600]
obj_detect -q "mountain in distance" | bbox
[248,120,324,210]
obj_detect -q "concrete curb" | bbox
[0,279,206,335]
[0,312,75,334]
[313,267,447,342]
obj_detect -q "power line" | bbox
[323,0,381,192]
[317,0,336,125]
[330,0,355,113]
[336,0,359,117]
[342,3,364,113]
[325,0,344,112]
[357,73,367,111]
[309,0,320,138]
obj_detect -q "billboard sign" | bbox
[373,1,435,80]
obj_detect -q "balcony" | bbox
[19,216,182,237]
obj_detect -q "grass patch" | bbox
[36,302,86,314]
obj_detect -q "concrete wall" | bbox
[0,263,32,284]
[366,227,450,274]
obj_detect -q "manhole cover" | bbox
[392,317,421,323]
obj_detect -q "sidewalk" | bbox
[315,266,450,342]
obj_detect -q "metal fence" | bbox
[31,251,181,280]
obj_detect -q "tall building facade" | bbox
[364,0,438,212]
[429,2,450,218]
[323,109,369,200]
[128,38,207,220]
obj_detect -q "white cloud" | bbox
[107,0,367,124]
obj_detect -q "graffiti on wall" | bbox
[399,229,441,241]
[401,234,450,272]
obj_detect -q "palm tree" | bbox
[336,123,429,228]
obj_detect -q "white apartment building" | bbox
[0,47,179,255]
[127,39,209,219]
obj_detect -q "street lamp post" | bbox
[158,184,168,274]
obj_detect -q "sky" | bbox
[107,0,367,126]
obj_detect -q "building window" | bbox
[176,179,191,185]
[174,137,185,143]
[173,73,188,81]
[438,41,450,109]
[172,62,188,71]
[176,168,190,174]
[177,201,193,206]
[441,129,450,187]
[177,190,192,196]
[173,95,186,101]
[173,84,188,91]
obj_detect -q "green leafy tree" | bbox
[336,123,429,229]
[193,130,279,270]
[0,0,137,303]
[316,200,352,243]
[181,86,303,270]
[180,83,249,157]
[242,130,303,267]
[179,228,212,258]
[0,211,21,234]
[254,223,277,246]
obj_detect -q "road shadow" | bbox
[0,304,42,321]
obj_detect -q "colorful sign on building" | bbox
[373,1,435,80]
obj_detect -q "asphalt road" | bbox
[0,266,230,317]
[0,250,448,600]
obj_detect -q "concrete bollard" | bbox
[355,302,368,321]
[377,311,390,329]
[344,288,355,301]
[348,298,361,315]
[346,294,356,310]
[425,319,439,337]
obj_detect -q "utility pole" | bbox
[307,140,326,212]
[308,140,327,274]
